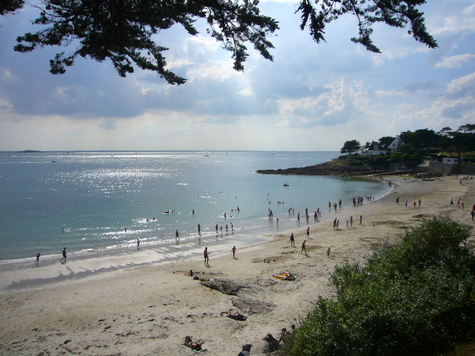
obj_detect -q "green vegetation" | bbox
[337,124,475,170]
[284,217,475,356]
[341,140,362,155]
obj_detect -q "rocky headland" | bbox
[256,161,368,176]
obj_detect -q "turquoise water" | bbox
[0,151,390,262]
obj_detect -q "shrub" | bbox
[284,217,475,356]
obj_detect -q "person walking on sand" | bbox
[60,247,67,263]
[301,240,307,255]
[204,247,210,266]
[36,253,40,266]
[232,246,237,259]
[306,226,310,239]
[290,233,295,247]
[326,247,331,258]
[359,215,363,226]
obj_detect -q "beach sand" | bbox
[0,175,474,355]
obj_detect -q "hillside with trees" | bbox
[257,124,475,176]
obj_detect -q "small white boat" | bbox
[205,150,209,157]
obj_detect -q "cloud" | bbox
[388,72,475,131]
[431,2,475,36]
[436,54,475,69]
[403,80,439,92]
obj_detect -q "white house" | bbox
[443,157,460,164]
[387,135,402,153]
[363,141,387,156]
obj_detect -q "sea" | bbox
[0,151,391,266]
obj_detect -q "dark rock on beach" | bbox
[200,278,247,296]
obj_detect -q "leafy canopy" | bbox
[341,139,361,154]
[13,0,278,84]
[5,0,437,84]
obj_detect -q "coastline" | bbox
[0,175,473,355]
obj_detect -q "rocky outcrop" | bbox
[199,278,247,295]
[256,161,368,176]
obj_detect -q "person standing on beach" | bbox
[36,253,40,266]
[60,247,67,263]
[198,224,201,236]
[306,227,310,239]
[326,247,331,258]
[204,247,210,266]
[301,240,307,255]
[232,246,237,259]
[176,230,179,241]
[290,233,295,247]
[137,238,140,250]
[359,215,363,226]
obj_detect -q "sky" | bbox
[0,0,474,152]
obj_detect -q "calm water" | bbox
[0,151,390,263]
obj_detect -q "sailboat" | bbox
[205,150,209,157]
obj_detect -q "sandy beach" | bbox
[1,175,474,355]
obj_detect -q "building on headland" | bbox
[362,135,403,156]
[386,135,402,153]
[362,141,386,156]
[442,157,461,165]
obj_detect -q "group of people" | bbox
[36,247,67,266]
[332,215,363,229]
[289,229,309,255]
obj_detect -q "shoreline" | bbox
[0,175,473,355]
[0,174,392,291]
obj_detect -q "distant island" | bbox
[20,150,42,153]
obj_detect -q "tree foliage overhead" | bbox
[4,0,437,83]
[296,0,437,53]
[13,0,279,84]
[0,0,24,16]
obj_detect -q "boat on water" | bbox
[283,182,289,187]
[205,150,209,157]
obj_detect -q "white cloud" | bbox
[186,60,240,82]
[183,35,221,54]
[388,72,475,131]
[436,54,475,69]
[445,72,475,98]
[431,2,475,36]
